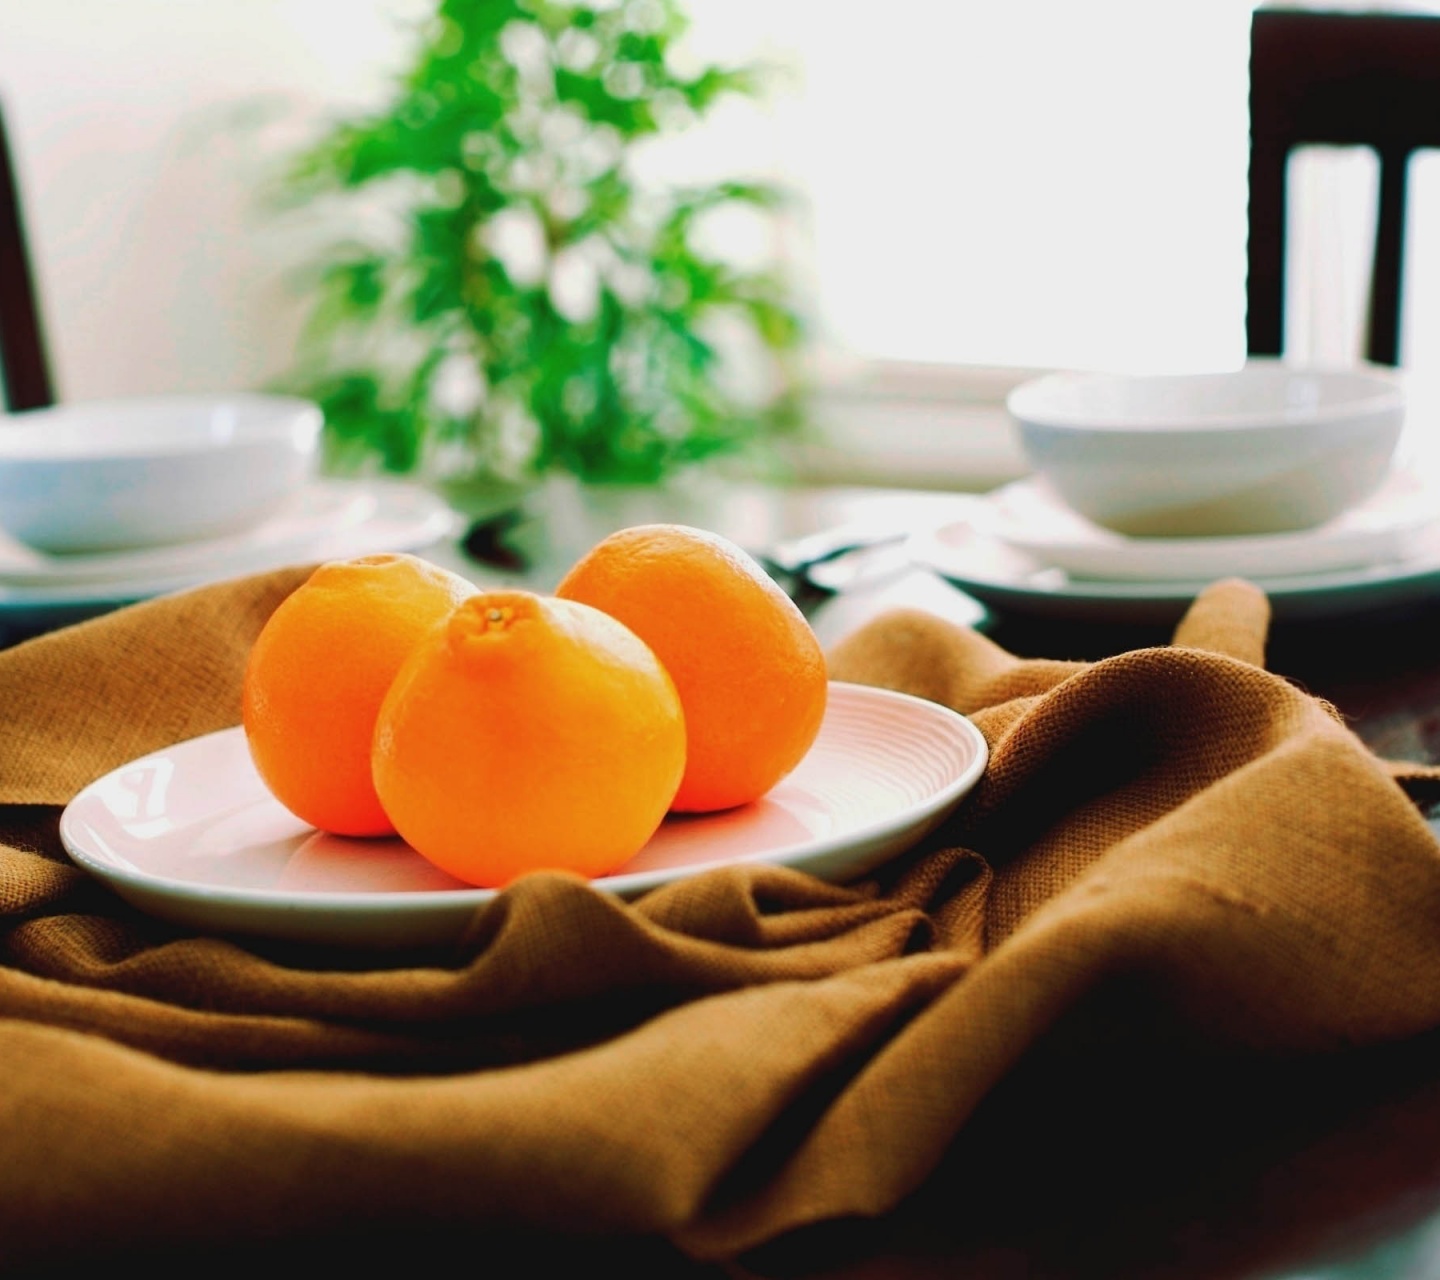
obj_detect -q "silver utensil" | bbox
[754,523,915,614]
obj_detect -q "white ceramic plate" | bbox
[0,480,460,626]
[58,682,989,950]
[0,481,379,586]
[971,463,1440,583]
[908,517,1440,624]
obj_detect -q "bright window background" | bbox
[1,1,1437,413]
[677,0,1256,376]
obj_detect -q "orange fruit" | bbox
[371,589,686,888]
[242,552,477,837]
[555,523,828,813]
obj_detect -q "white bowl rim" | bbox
[0,392,323,462]
[1006,358,1407,433]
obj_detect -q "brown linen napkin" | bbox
[3,569,1440,1269]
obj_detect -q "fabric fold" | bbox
[1,567,1438,1269]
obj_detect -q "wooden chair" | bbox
[0,96,54,410]
[1247,6,1440,367]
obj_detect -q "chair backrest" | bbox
[0,96,53,411]
[1247,6,1440,367]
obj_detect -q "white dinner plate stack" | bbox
[907,457,1440,624]
[0,477,461,631]
[0,392,465,635]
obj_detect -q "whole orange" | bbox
[242,552,477,837]
[555,523,828,813]
[371,589,686,887]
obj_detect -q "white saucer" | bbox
[0,479,460,621]
[0,481,380,586]
[907,516,1440,624]
[970,463,1440,583]
[58,683,988,949]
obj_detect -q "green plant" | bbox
[280,0,807,488]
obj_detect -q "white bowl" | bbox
[0,393,323,553]
[1006,360,1407,537]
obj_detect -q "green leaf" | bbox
[276,0,809,487]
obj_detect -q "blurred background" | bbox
[4,0,1440,491]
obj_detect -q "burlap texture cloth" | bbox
[3,566,1440,1271]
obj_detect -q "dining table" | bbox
[7,472,1440,1280]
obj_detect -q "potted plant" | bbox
[277,0,807,544]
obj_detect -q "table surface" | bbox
[18,478,1440,1280]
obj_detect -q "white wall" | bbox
[0,0,423,402]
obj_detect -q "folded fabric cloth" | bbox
[3,568,1440,1270]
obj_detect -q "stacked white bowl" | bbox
[1006,359,1408,539]
[0,393,323,554]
